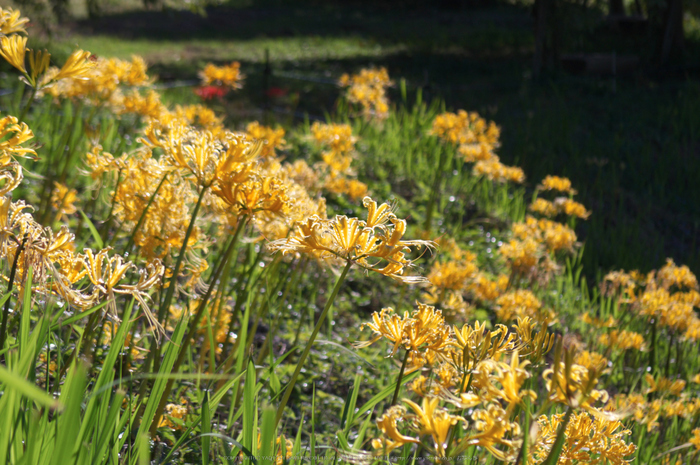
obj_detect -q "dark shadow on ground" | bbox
[72,2,534,47]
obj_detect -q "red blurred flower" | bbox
[266,87,289,98]
[194,85,229,101]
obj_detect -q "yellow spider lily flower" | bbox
[0,34,27,73]
[269,196,434,283]
[371,406,420,454]
[0,8,29,36]
[537,174,577,194]
[53,49,93,81]
[0,115,36,163]
[198,61,244,88]
[50,182,78,221]
[403,397,465,456]
[532,411,636,464]
[28,49,50,83]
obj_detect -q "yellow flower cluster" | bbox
[431,110,500,147]
[495,289,552,322]
[575,260,700,439]
[499,214,577,284]
[90,112,329,290]
[246,121,286,159]
[431,109,524,183]
[50,182,78,222]
[0,11,93,90]
[612,388,700,433]
[360,307,535,459]
[421,237,514,319]
[339,67,392,121]
[473,157,525,184]
[422,233,562,325]
[530,175,590,219]
[543,354,608,411]
[308,122,368,200]
[538,175,577,194]
[46,55,148,104]
[0,113,166,338]
[357,304,451,363]
[0,8,28,36]
[269,197,434,283]
[0,114,36,195]
[602,259,700,341]
[158,399,189,430]
[598,329,646,351]
[198,61,244,89]
[358,305,617,461]
[532,411,636,464]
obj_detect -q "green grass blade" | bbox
[0,365,59,409]
[243,359,256,464]
[353,371,419,426]
[78,209,104,249]
[202,392,211,465]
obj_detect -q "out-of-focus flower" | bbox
[339,67,392,121]
[194,85,229,101]
[0,8,29,36]
[537,175,577,194]
[51,182,78,221]
[199,61,244,89]
[0,34,26,73]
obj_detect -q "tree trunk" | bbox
[660,0,684,64]
[533,0,559,78]
[610,0,625,16]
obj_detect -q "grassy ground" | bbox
[16,0,700,277]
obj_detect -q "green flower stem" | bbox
[255,258,308,365]
[38,101,84,225]
[275,259,353,426]
[155,184,208,325]
[123,171,170,256]
[665,334,675,377]
[17,86,36,123]
[542,406,573,465]
[446,364,474,456]
[148,184,209,376]
[149,215,247,436]
[0,234,28,351]
[99,168,124,245]
[649,319,656,374]
[390,349,411,406]
[515,394,532,465]
[424,144,446,233]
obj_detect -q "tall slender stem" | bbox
[156,185,208,324]
[542,407,573,465]
[100,167,123,243]
[17,86,36,123]
[390,349,411,406]
[649,319,656,374]
[149,216,247,436]
[123,171,170,256]
[275,260,353,425]
[424,145,446,233]
[0,234,28,350]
